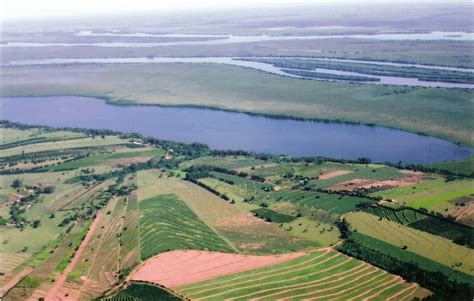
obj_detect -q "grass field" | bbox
[282,217,340,247]
[350,232,472,284]
[176,249,428,300]
[346,212,474,275]
[138,194,234,259]
[3,63,473,146]
[45,148,164,171]
[1,127,85,145]
[180,156,267,170]
[0,136,128,158]
[427,155,474,176]
[371,179,474,212]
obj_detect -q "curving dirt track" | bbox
[129,250,306,287]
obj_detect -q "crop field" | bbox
[346,212,474,275]
[270,189,372,215]
[196,178,341,247]
[372,178,474,212]
[0,253,30,274]
[350,232,472,284]
[66,198,126,300]
[204,171,272,200]
[130,250,305,287]
[100,282,180,301]
[360,205,473,246]
[176,249,428,300]
[2,125,473,300]
[119,194,141,272]
[4,63,473,146]
[137,172,314,254]
[197,178,259,211]
[138,194,234,259]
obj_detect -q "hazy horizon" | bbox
[2,0,472,21]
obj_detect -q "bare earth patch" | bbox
[329,172,424,192]
[445,195,474,226]
[318,170,353,180]
[129,250,305,287]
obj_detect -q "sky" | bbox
[1,0,465,20]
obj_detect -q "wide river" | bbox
[2,96,472,164]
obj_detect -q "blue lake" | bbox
[2,96,472,164]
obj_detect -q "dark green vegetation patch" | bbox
[251,208,296,223]
[100,282,181,301]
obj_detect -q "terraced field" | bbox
[346,212,474,275]
[176,249,427,300]
[119,194,141,272]
[138,194,234,259]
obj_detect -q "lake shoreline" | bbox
[2,94,470,148]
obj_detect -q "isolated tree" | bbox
[11,178,22,189]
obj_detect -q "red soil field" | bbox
[129,250,306,287]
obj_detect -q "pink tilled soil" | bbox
[129,250,306,287]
